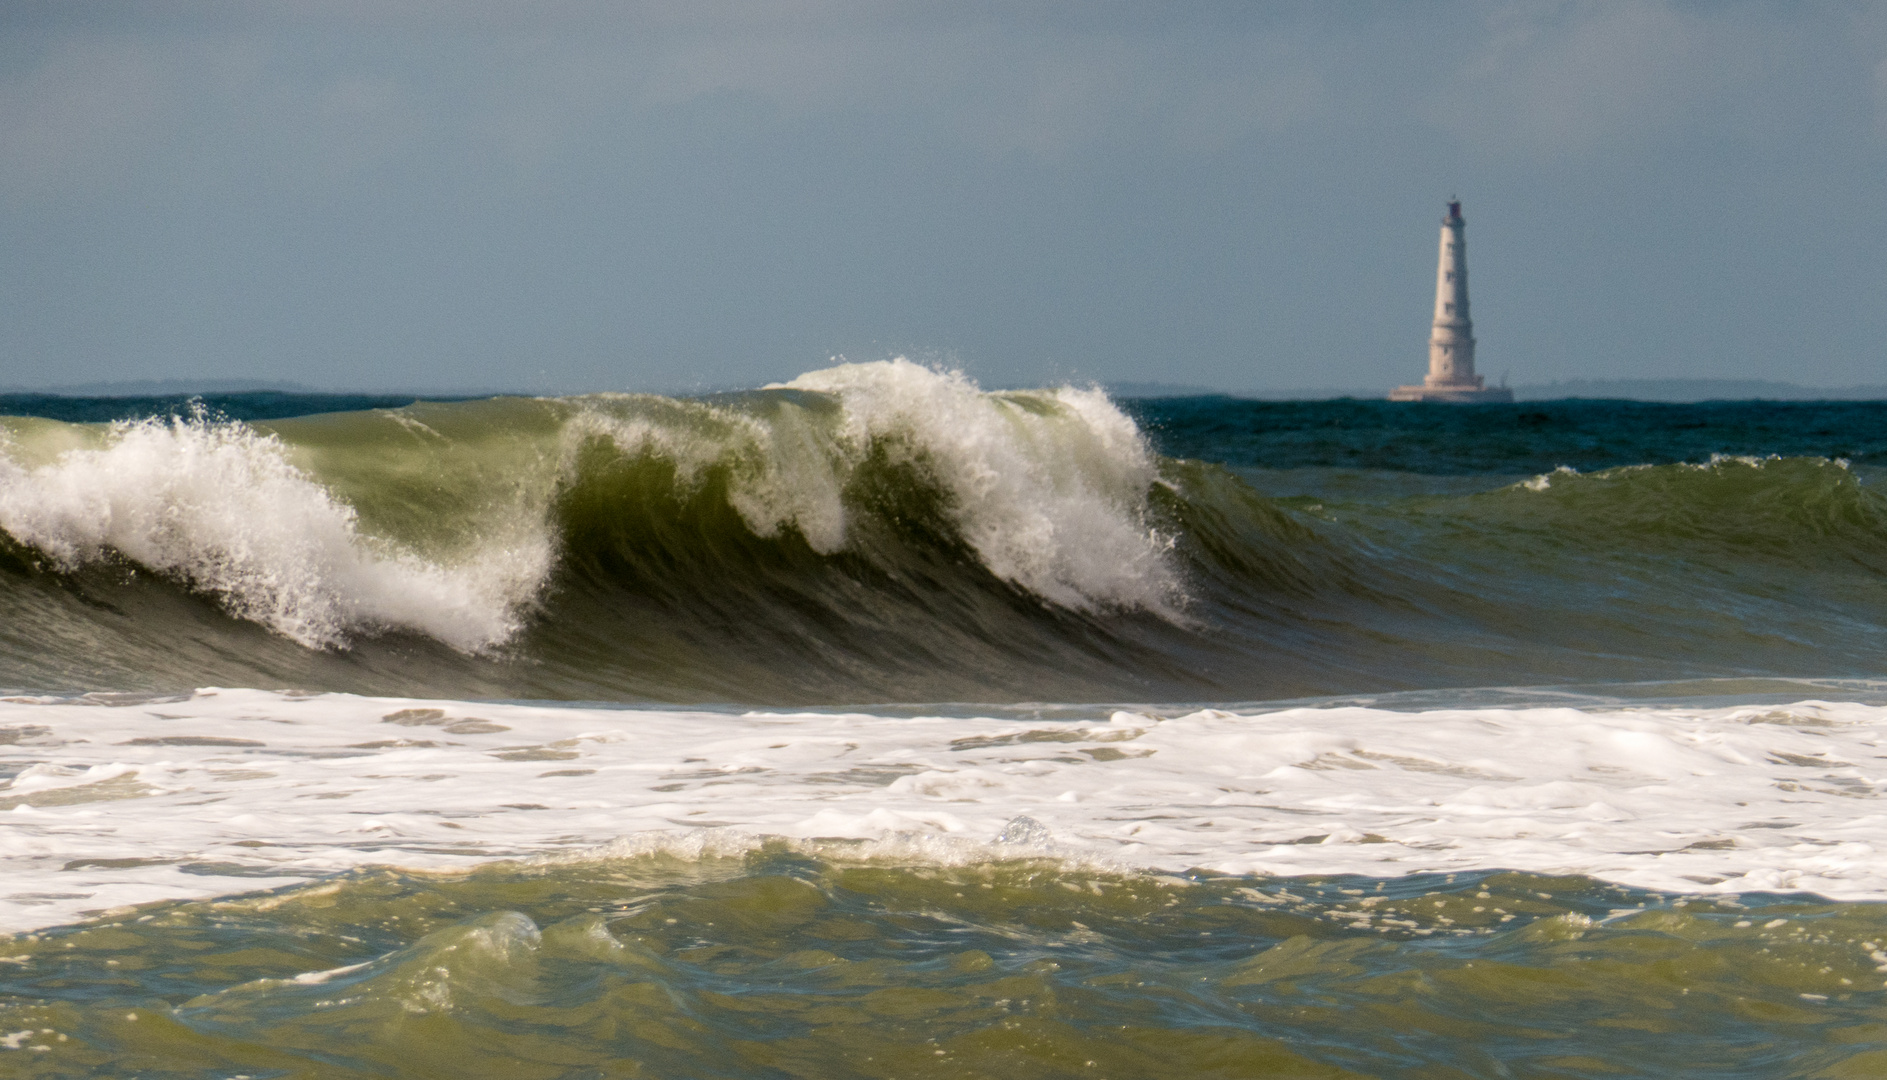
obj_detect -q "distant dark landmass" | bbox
[2,378,530,398]
[16,378,320,396]
[1114,379,1887,403]
[1513,379,1887,402]
[0,391,478,424]
[7,377,1884,411]
[1106,382,1385,400]
[1099,381,1224,398]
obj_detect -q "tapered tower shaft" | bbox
[1388,200,1511,403]
[1425,200,1478,388]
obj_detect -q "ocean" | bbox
[4,359,1887,1077]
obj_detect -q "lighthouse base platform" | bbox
[1389,384,1513,403]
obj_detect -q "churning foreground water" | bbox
[7,852,1887,1079]
[7,364,1887,1075]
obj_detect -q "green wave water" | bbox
[4,365,1887,702]
[3,846,1884,1078]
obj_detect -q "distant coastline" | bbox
[8,375,1887,405]
[0,378,513,398]
[1104,378,1887,403]
[1507,378,1887,402]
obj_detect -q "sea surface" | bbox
[5,361,1887,1077]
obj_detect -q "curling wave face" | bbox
[3,363,1887,702]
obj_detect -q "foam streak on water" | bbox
[2,689,1885,932]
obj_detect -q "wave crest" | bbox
[778,360,1179,612]
[0,414,546,650]
[572,359,1182,614]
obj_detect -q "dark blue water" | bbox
[1126,396,1887,474]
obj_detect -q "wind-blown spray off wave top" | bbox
[3,362,1887,702]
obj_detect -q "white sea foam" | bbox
[0,416,548,651]
[6,689,1887,931]
[776,359,1180,612]
[1519,453,1851,492]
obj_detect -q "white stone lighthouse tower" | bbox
[1390,200,1512,403]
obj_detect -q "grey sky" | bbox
[2,1,1884,393]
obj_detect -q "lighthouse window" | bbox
[1444,304,1454,314]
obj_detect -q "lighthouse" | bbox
[1390,200,1513,403]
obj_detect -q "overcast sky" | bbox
[2,1,1884,394]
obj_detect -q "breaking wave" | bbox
[0,415,547,651]
[2,361,1887,702]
